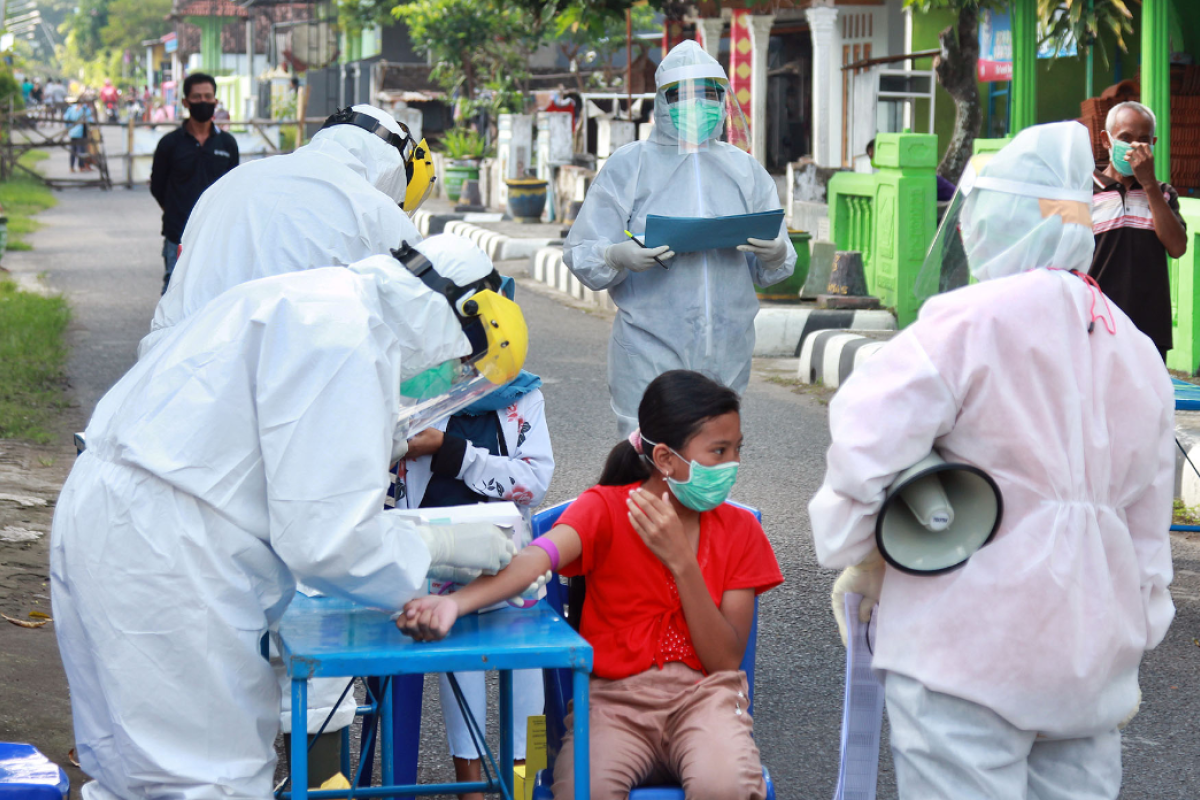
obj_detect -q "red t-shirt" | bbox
[556,483,783,680]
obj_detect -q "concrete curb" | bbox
[754,308,896,358]
[531,247,616,311]
[797,330,890,388]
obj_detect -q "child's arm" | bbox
[628,488,754,673]
[399,524,583,642]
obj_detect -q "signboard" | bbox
[164,33,178,54]
[979,8,1079,83]
[978,9,1013,82]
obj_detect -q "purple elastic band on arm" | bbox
[528,536,560,571]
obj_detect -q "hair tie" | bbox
[628,429,644,454]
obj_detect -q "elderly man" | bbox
[1089,100,1188,361]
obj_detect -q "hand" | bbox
[1127,142,1157,187]
[604,240,675,273]
[830,550,885,647]
[736,235,790,268]
[406,428,444,459]
[397,595,460,641]
[627,488,693,575]
[418,522,518,574]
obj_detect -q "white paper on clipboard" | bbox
[832,593,885,800]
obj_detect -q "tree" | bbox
[393,0,543,101]
[904,0,1137,183]
[58,0,171,86]
[554,3,658,91]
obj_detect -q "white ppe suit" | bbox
[140,104,420,358]
[51,253,491,800]
[563,41,795,435]
[809,123,1175,797]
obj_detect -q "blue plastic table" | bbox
[1174,378,1200,411]
[276,594,593,800]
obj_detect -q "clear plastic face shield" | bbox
[913,158,986,305]
[914,152,1095,305]
[392,242,529,438]
[660,75,751,154]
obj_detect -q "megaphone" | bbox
[876,451,1003,575]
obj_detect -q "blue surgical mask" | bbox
[664,446,739,512]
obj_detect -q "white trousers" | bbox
[885,672,1122,800]
[437,669,544,760]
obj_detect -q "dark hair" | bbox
[183,73,217,99]
[598,370,740,486]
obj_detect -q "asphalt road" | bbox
[8,133,1199,798]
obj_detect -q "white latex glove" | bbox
[418,523,517,575]
[523,570,553,598]
[736,235,790,268]
[830,550,885,647]
[427,564,482,584]
[390,425,409,464]
[604,239,675,272]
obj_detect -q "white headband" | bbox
[658,64,728,88]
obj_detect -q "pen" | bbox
[624,230,670,270]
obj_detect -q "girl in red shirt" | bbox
[400,370,783,800]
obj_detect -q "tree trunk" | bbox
[933,6,981,184]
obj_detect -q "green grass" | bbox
[0,150,56,252]
[0,275,70,442]
[1173,499,1200,528]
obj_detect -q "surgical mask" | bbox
[399,360,457,399]
[664,447,739,512]
[188,102,216,123]
[669,100,724,145]
[1109,139,1148,177]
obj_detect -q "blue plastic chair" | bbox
[529,499,775,800]
[0,743,69,800]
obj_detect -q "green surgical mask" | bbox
[399,360,457,400]
[1110,139,1150,177]
[664,446,739,512]
[669,99,724,145]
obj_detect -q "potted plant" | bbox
[440,127,493,202]
[754,230,812,301]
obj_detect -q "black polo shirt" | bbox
[150,124,239,243]
[1088,172,1186,352]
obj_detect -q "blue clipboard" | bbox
[643,210,784,254]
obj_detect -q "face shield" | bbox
[391,241,529,437]
[914,133,1095,306]
[658,70,751,154]
[320,107,436,216]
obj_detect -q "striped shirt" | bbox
[1088,173,1186,352]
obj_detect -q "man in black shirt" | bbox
[1089,101,1188,362]
[150,72,239,294]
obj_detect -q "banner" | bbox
[978,9,1013,82]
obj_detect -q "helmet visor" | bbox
[396,364,499,440]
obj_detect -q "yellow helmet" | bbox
[320,107,436,216]
[391,241,528,386]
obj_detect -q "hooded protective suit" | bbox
[51,247,511,800]
[140,104,420,358]
[564,41,795,435]
[810,123,1174,767]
